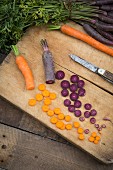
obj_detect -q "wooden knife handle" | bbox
[103,70,113,84]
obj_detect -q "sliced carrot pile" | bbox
[50,117,58,124]
[36,93,43,101]
[65,124,72,130]
[44,98,52,105]
[38,84,46,91]
[42,105,49,112]
[28,99,37,106]
[88,132,101,144]
[58,113,65,120]
[49,93,57,100]
[42,90,50,97]
[65,115,71,122]
[47,110,54,117]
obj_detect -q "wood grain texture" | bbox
[0,97,23,127]
[0,23,113,163]
[1,124,113,170]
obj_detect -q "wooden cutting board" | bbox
[0,22,113,164]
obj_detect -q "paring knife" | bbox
[69,54,113,84]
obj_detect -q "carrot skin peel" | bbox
[60,25,113,57]
[12,45,35,90]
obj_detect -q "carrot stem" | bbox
[11,45,20,56]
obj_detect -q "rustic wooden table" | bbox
[0,97,113,170]
[0,23,113,170]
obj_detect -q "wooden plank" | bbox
[0,97,23,127]
[0,23,113,163]
[0,123,113,170]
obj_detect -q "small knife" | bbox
[69,54,113,84]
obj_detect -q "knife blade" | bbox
[69,54,113,84]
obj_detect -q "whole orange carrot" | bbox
[50,24,113,57]
[12,45,35,90]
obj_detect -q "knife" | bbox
[69,54,113,84]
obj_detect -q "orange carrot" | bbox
[51,24,113,57]
[61,24,113,57]
[12,45,35,90]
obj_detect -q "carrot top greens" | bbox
[0,0,106,54]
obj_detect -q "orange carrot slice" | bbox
[49,93,57,100]
[38,84,46,91]
[65,115,71,122]
[42,90,50,97]
[44,98,52,105]
[42,105,49,112]
[47,110,54,117]
[58,113,65,120]
[50,117,58,124]
[28,99,36,106]
[36,94,43,101]
[73,122,80,128]
[65,124,72,130]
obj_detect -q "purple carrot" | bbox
[97,14,113,24]
[108,11,113,18]
[41,39,55,84]
[91,0,113,6]
[82,23,113,45]
[96,28,113,41]
[100,5,113,11]
[95,20,113,32]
